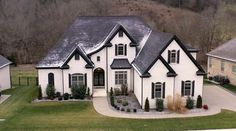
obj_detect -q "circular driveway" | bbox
[204,85,236,112]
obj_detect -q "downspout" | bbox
[61,69,64,95]
[9,65,12,88]
[141,77,143,109]
[133,69,134,92]
[173,76,176,104]
[106,47,108,93]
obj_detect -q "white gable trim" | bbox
[0,62,11,69]
[206,53,236,63]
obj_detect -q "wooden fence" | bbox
[12,76,38,86]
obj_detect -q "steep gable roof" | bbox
[0,55,11,69]
[207,38,236,62]
[132,32,205,76]
[37,16,151,68]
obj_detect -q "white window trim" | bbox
[117,44,125,56]
[170,50,177,64]
[154,83,162,98]
[115,71,127,85]
[71,74,84,86]
[184,81,192,96]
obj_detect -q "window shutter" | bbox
[168,50,171,63]
[152,82,154,99]
[181,81,184,96]
[69,74,71,88]
[115,45,117,56]
[124,44,127,56]
[162,82,165,98]
[192,80,195,97]
[84,73,87,87]
[177,50,180,63]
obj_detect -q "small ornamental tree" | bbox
[156,99,164,112]
[144,97,150,112]
[186,97,194,109]
[38,85,42,100]
[78,85,86,99]
[46,84,55,99]
[71,85,86,99]
[86,88,90,96]
[196,95,202,108]
[110,96,115,107]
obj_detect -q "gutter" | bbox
[206,54,236,63]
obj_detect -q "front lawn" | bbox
[222,84,236,94]
[1,87,236,130]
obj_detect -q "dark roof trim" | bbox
[62,47,94,68]
[140,72,151,78]
[88,25,137,56]
[158,35,205,74]
[196,70,206,76]
[159,57,177,77]
[35,67,60,69]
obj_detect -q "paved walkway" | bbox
[93,85,236,119]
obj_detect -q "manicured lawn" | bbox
[222,84,236,94]
[1,87,236,130]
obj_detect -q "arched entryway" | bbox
[93,68,105,88]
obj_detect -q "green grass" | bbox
[222,84,236,94]
[1,87,236,130]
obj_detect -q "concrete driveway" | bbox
[204,85,236,111]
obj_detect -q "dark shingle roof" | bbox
[110,59,132,69]
[207,38,236,62]
[132,31,174,75]
[37,16,151,68]
[0,55,11,69]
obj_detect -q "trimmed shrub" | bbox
[114,88,121,96]
[116,107,120,110]
[55,92,61,97]
[38,85,42,100]
[186,97,194,109]
[110,87,113,96]
[121,84,128,95]
[208,76,213,80]
[133,108,137,113]
[0,91,2,98]
[46,84,55,99]
[203,105,209,110]
[122,100,128,106]
[58,96,63,101]
[144,97,150,112]
[156,99,164,112]
[213,75,230,85]
[110,96,115,107]
[71,85,86,99]
[196,95,202,108]
[121,108,125,111]
[117,99,122,103]
[126,108,131,112]
[69,96,73,99]
[63,93,69,100]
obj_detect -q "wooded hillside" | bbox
[0,0,236,66]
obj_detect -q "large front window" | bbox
[115,71,127,85]
[71,74,84,86]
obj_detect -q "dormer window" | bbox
[115,44,127,56]
[118,30,123,37]
[168,50,180,64]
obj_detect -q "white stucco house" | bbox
[0,55,12,91]
[36,16,205,108]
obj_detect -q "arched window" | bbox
[48,73,54,86]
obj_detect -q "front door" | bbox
[94,68,105,87]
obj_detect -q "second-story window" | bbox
[168,50,180,64]
[115,44,127,56]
